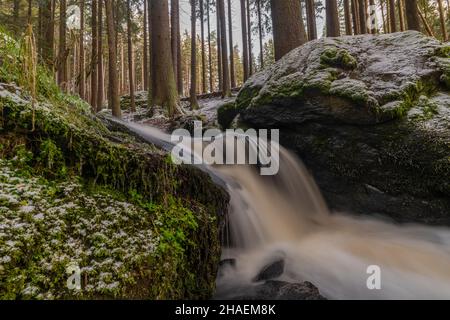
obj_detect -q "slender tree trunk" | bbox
[418,7,434,37]
[256,0,264,69]
[126,0,135,112]
[217,5,223,91]
[79,0,85,99]
[381,0,388,33]
[151,0,179,116]
[368,0,378,34]
[58,0,67,91]
[147,0,153,106]
[97,1,104,110]
[437,0,448,41]
[326,0,341,37]
[358,0,367,33]
[41,0,54,70]
[388,0,397,32]
[247,0,253,75]
[143,0,149,90]
[90,0,98,109]
[190,0,199,108]
[27,0,32,23]
[351,0,360,34]
[343,0,353,35]
[218,0,231,97]
[240,0,249,81]
[398,0,405,31]
[305,0,318,40]
[104,0,121,118]
[207,0,214,91]
[405,0,420,31]
[171,0,182,95]
[228,0,236,87]
[201,0,208,93]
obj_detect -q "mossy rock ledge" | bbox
[0,49,229,299]
[237,31,450,225]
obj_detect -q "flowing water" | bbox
[123,121,450,300]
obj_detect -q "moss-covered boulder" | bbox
[237,31,450,224]
[0,31,228,299]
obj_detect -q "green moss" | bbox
[217,102,238,129]
[320,48,358,70]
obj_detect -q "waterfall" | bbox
[122,121,450,300]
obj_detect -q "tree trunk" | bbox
[97,0,104,110]
[143,0,149,90]
[41,0,54,70]
[305,0,318,40]
[90,0,98,109]
[326,0,341,37]
[27,0,32,24]
[351,0,360,34]
[246,0,253,75]
[190,0,199,108]
[79,0,85,99]
[271,0,307,61]
[126,0,136,112]
[201,0,208,93]
[388,0,397,32]
[104,0,121,118]
[405,0,420,31]
[218,0,231,97]
[256,0,264,69]
[358,0,367,33]
[368,0,378,34]
[147,0,153,106]
[343,0,353,35]
[207,0,214,91]
[437,0,448,41]
[217,4,223,91]
[171,0,182,95]
[151,0,179,116]
[398,0,405,31]
[57,0,67,91]
[240,0,249,80]
[228,0,236,87]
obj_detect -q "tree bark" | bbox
[190,0,199,108]
[388,0,397,32]
[97,0,104,110]
[143,0,149,90]
[104,0,121,118]
[218,0,231,97]
[207,0,214,91]
[201,0,208,93]
[126,0,135,112]
[343,0,353,35]
[405,0,420,31]
[246,0,253,75]
[79,0,85,99]
[41,0,54,70]
[358,0,367,34]
[90,0,98,109]
[326,0,341,37]
[398,0,405,31]
[171,0,182,95]
[271,0,307,61]
[256,0,264,69]
[240,0,249,80]
[228,0,236,87]
[151,0,179,116]
[57,0,67,91]
[437,0,448,41]
[305,0,318,40]
[351,0,360,34]
[217,4,223,91]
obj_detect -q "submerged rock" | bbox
[230,281,325,300]
[236,31,450,224]
[253,260,285,282]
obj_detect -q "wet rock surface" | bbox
[235,31,450,225]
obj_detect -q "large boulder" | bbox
[237,31,450,224]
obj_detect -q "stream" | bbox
[121,120,450,300]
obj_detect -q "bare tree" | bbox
[305,0,318,40]
[126,0,136,112]
[326,0,341,37]
[240,0,249,80]
[218,0,231,97]
[190,0,199,108]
